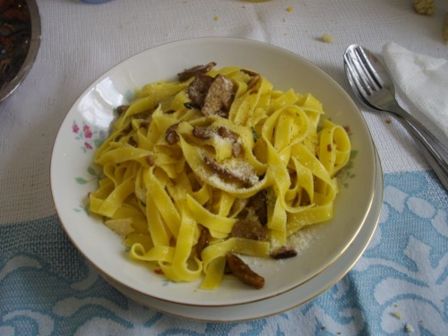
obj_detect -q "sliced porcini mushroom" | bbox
[270,246,298,260]
[231,218,268,241]
[115,105,129,115]
[187,74,214,109]
[241,69,259,77]
[217,126,243,157]
[192,125,243,157]
[241,69,261,92]
[247,75,261,91]
[246,190,268,225]
[177,62,217,82]
[165,123,179,144]
[203,156,256,188]
[192,126,213,139]
[217,126,238,141]
[145,155,155,166]
[196,226,211,259]
[226,253,265,289]
[128,137,138,147]
[201,75,235,118]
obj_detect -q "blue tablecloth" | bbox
[1,171,447,335]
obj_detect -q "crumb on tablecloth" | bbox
[319,33,333,43]
[413,0,434,16]
[412,0,448,43]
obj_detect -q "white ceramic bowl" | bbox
[100,151,383,321]
[50,37,377,307]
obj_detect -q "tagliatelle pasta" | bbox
[88,64,351,289]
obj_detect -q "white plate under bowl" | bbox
[50,37,376,307]
[102,151,383,322]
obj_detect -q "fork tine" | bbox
[345,65,378,110]
[347,47,380,96]
[344,49,372,97]
[354,45,383,89]
[344,61,376,108]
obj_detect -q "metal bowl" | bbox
[0,0,41,103]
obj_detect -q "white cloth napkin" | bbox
[382,42,448,147]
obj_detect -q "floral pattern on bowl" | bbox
[72,121,107,153]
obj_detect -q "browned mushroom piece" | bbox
[217,126,238,141]
[145,155,155,166]
[195,226,211,259]
[270,246,298,260]
[216,126,243,157]
[192,126,213,140]
[177,62,217,82]
[128,137,138,147]
[241,69,261,92]
[187,74,214,109]
[241,69,259,77]
[165,123,179,144]
[203,156,256,188]
[115,105,129,115]
[201,75,235,118]
[226,253,265,289]
[140,119,151,127]
[247,75,261,92]
[246,190,268,225]
[203,156,241,184]
[224,262,232,275]
[231,218,268,241]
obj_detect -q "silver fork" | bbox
[344,44,448,190]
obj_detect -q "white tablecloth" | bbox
[1,1,447,335]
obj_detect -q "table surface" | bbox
[1,1,447,335]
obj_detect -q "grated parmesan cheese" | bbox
[288,226,319,254]
[224,158,259,185]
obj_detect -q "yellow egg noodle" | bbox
[88,65,351,289]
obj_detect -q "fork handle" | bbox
[396,109,448,190]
